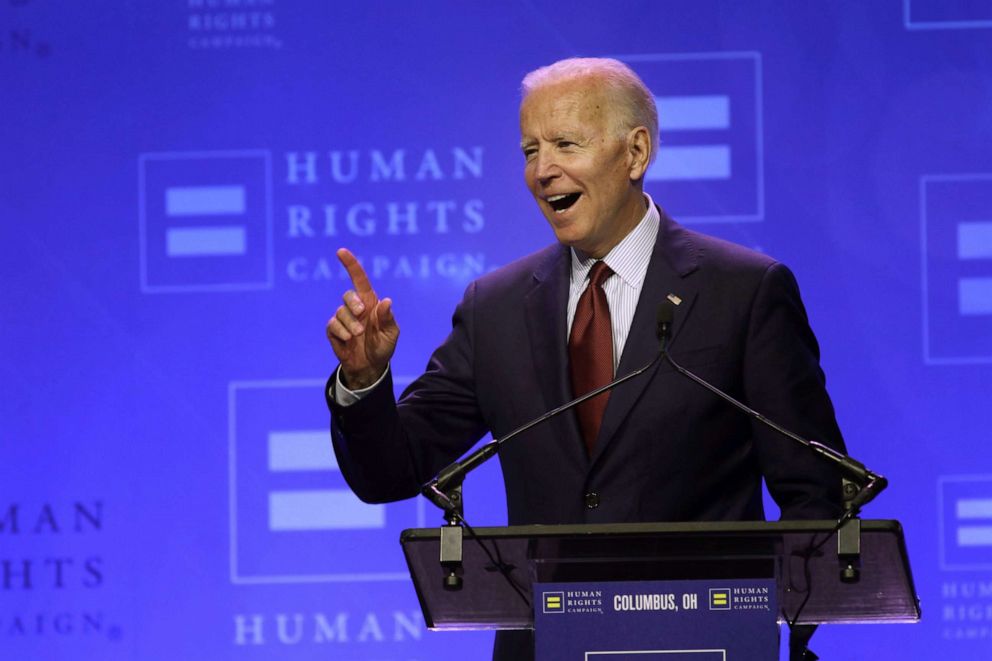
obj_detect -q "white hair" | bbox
[521,57,658,160]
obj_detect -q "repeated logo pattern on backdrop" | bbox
[2,2,990,659]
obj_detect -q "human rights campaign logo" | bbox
[138,150,274,293]
[708,588,731,611]
[621,52,763,223]
[920,174,992,364]
[228,378,422,584]
[543,592,565,614]
[904,0,992,30]
[939,475,992,571]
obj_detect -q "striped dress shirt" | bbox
[566,195,661,374]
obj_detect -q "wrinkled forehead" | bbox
[519,78,615,134]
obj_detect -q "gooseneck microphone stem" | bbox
[421,351,664,514]
[661,354,887,511]
[656,296,889,516]
[659,356,885,515]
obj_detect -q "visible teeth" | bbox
[547,192,581,213]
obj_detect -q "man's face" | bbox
[520,77,649,258]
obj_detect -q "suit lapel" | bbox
[524,245,587,463]
[590,209,701,464]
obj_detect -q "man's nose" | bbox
[533,150,562,185]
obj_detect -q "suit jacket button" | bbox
[584,492,600,509]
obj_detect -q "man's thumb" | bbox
[375,298,397,332]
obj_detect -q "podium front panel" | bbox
[400,520,920,630]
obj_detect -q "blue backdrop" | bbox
[3,1,991,658]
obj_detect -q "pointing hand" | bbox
[325,248,400,389]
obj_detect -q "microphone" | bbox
[657,301,674,352]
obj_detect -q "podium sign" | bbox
[400,519,920,660]
[534,578,778,660]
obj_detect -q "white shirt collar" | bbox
[570,193,660,288]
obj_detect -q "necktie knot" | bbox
[588,261,613,288]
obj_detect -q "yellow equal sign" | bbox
[545,594,563,610]
[711,590,729,608]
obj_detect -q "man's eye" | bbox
[523,149,537,159]
[557,141,574,148]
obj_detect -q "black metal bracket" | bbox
[837,478,863,583]
[434,483,464,591]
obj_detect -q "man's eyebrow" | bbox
[520,133,575,147]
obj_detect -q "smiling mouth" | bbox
[547,193,581,213]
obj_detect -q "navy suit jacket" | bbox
[327,209,845,525]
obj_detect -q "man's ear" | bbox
[626,126,652,181]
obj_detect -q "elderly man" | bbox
[326,58,845,659]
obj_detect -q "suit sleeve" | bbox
[327,281,489,504]
[743,262,847,519]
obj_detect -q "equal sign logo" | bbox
[955,497,992,548]
[648,95,731,181]
[542,591,564,614]
[164,185,248,258]
[939,475,992,570]
[623,52,763,223]
[266,429,384,531]
[709,588,731,610]
[229,378,420,584]
[139,150,273,293]
[920,174,992,363]
[957,221,992,316]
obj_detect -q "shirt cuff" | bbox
[331,365,390,406]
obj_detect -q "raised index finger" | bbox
[336,247,374,295]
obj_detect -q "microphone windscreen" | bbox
[657,301,675,327]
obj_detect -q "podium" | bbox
[401,520,919,649]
